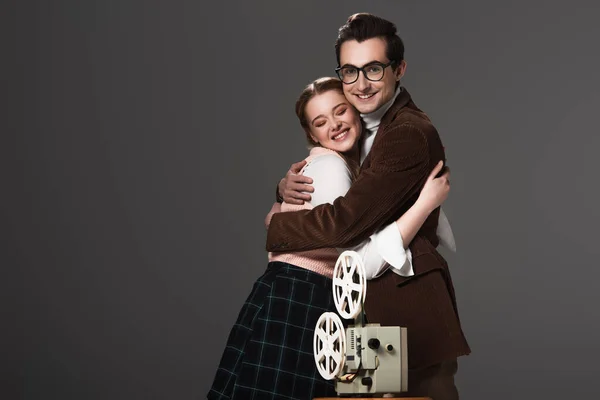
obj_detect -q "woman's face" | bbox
[304,90,362,153]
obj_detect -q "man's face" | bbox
[338,37,405,114]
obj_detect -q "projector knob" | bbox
[361,377,373,386]
[367,338,380,349]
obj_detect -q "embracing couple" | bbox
[207,12,471,400]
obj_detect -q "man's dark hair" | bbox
[334,13,405,67]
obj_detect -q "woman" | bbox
[206,77,449,400]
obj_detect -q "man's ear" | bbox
[395,60,407,81]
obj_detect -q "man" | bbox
[267,13,471,400]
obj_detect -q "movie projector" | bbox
[313,251,408,397]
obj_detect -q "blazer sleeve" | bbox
[266,123,436,252]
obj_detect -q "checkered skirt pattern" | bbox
[207,262,339,400]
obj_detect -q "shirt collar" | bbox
[360,85,403,133]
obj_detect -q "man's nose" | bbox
[355,73,370,91]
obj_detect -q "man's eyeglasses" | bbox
[335,61,396,84]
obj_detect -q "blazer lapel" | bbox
[360,87,412,171]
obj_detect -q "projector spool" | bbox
[332,250,367,319]
[313,312,346,380]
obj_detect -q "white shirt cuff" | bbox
[373,223,415,278]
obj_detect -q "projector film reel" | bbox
[332,250,367,319]
[313,312,346,380]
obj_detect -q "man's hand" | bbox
[265,202,282,230]
[277,160,314,205]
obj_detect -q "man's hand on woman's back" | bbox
[277,159,315,205]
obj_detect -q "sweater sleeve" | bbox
[302,155,352,207]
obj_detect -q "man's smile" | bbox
[356,92,377,100]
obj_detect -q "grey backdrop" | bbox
[5,0,600,399]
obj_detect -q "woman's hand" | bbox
[417,160,451,213]
[265,202,282,230]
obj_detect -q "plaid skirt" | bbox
[207,262,339,400]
